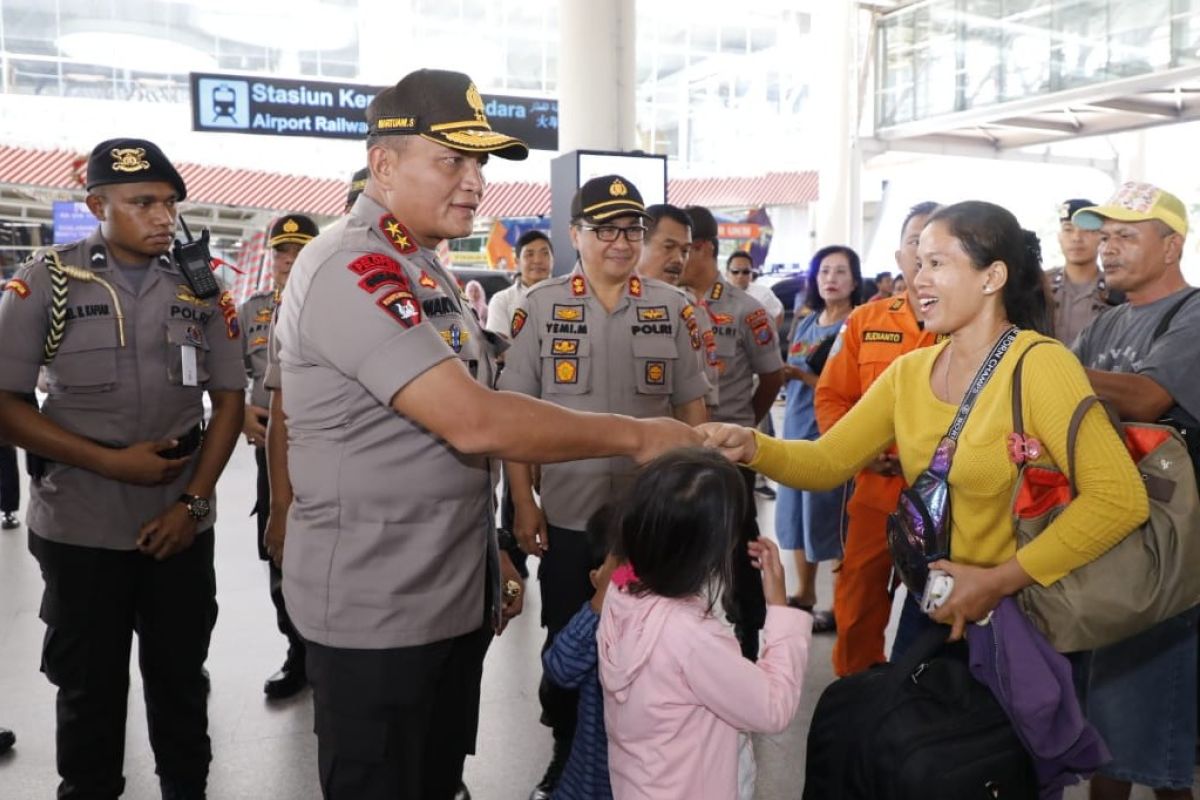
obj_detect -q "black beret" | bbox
[86,138,187,201]
[268,215,319,248]
[570,175,650,223]
[1059,198,1096,222]
[366,69,528,161]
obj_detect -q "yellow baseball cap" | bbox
[1073,182,1189,236]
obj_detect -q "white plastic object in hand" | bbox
[920,569,954,614]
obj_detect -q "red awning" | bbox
[0,144,818,218]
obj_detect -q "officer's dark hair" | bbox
[901,201,941,238]
[584,503,617,571]
[613,448,745,612]
[644,204,693,239]
[515,230,553,258]
[927,201,1051,335]
[726,251,753,270]
[682,205,719,256]
[805,245,863,312]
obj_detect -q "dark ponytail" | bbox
[927,201,1051,335]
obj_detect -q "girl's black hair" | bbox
[614,447,746,610]
[804,245,863,312]
[926,201,1051,335]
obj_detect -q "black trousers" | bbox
[29,529,218,800]
[0,443,18,514]
[253,445,305,665]
[306,626,492,800]
[537,525,598,742]
[728,467,767,660]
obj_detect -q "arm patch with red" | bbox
[348,253,422,329]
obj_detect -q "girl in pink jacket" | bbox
[598,448,812,800]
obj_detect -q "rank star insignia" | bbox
[418,271,437,289]
[709,282,724,301]
[380,215,418,255]
[571,275,587,296]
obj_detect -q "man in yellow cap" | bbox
[1070,181,1199,800]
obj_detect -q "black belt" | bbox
[29,422,204,477]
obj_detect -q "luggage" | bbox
[803,627,1037,799]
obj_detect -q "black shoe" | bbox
[1,512,18,530]
[263,659,307,699]
[454,783,471,800]
[753,484,776,499]
[0,727,14,754]
[529,738,570,800]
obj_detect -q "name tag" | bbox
[181,345,198,387]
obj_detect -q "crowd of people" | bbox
[0,65,1197,800]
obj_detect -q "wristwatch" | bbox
[177,493,211,521]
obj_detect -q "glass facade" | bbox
[876,0,1200,129]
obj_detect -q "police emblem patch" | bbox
[380,289,421,328]
[439,324,468,353]
[185,325,205,347]
[3,279,29,298]
[510,308,528,338]
[645,361,666,385]
[752,321,773,346]
[552,338,578,355]
[111,147,149,173]
[610,179,628,197]
[554,358,578,384]
[218,291,240,339]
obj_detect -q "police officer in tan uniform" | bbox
[0,138,245,799]
[237,213,318,699]
[681,204,784,658]
[1048,197,1123,345]
[274,70,698,800]
[499,176,710,800]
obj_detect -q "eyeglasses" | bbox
[579,224,647,243]
[728,269,752,276]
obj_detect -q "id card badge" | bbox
[181,345,199,387]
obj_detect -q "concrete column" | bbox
[559,0,637,152]
[810,0,858,249]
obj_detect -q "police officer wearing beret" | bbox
[499,176,711,799]
[237,214,318,699]
[274,69,698,800]
[681,204,784,659]
[1048,197,1123,345]
[0,138,245,798]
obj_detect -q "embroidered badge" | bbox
[255,306,273,323]
[637,305,668,322]
[711,311,734,326]
[349,254,411,296]
[440,324,468,353]
[380,289,421,328]
[251,336,269,347]
[176,285,212,307]
[552,338,578,355]
[3,279,29,298]
[379,215,418,255]
[680,304,695,321]
[466,82,487,122]
[610,178,629,197]
[645,360,666,385]
[863,330,903,343]
[553,304,585,322]
[889,298,905,311]
[571,275,587,296]
[752,321,774,346]
[709,282,723,301]
[510,308,528,338]
[218,291,240,339]
[745,308,768,326]
[418,271,437,289]
[111,147,149,173]
[703,328,718,365]
[554,358,578,384]
[185,325,205,347]
[628,276,643,297]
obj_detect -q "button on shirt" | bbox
[702,278,784,426]
[276,194,499,649]
[0,229,245,549]
[498,266,710,531]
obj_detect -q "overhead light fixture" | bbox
[59,22,217,74]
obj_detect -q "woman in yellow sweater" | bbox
[702,200,1148,643]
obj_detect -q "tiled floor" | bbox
[0,415,1192,798]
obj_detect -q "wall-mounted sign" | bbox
[189,72,558,150]
[53,201,95,244]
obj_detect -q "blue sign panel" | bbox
[189,72,558,150]
[53,201,96,244]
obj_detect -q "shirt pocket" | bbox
[165,319,212,385]
[540,335,590,396]
[632,335,678,396]
[47,318,119,394]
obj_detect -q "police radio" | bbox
[172,217,221,300]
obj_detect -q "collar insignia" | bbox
[380,215,418,255]
[571,275,587,297]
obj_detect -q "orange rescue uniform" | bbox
[814,295,940,676]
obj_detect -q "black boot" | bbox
[0,727,14,754]
[264,651,307,699]
[529,736,570,800]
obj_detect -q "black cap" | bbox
[683,204,719,242]
[570,175,650,223]
[1059,198,1096,222]
[366,69,528,161]
[345,167,368,210]
[86,138,187,200]
[268,215,319,248]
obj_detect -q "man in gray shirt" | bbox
[275,70,698,800]
[1070,182,1200,800]
[486,229,553,339]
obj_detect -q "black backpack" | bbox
[803,627,1037,800]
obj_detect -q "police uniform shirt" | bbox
[1047,267,1111,346]
[0,229,245,549]
[275,193,498,650]
[685,287,721,408]
[702,277,784,426]
[498,265,710,531]
[238,289,277,408]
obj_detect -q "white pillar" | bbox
[811,0,857,248]
[559,0,637,152]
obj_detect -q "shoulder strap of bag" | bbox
[1151,288,1200,342]
[943,325,1021,445]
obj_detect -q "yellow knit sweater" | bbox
[749,331,1148,587]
